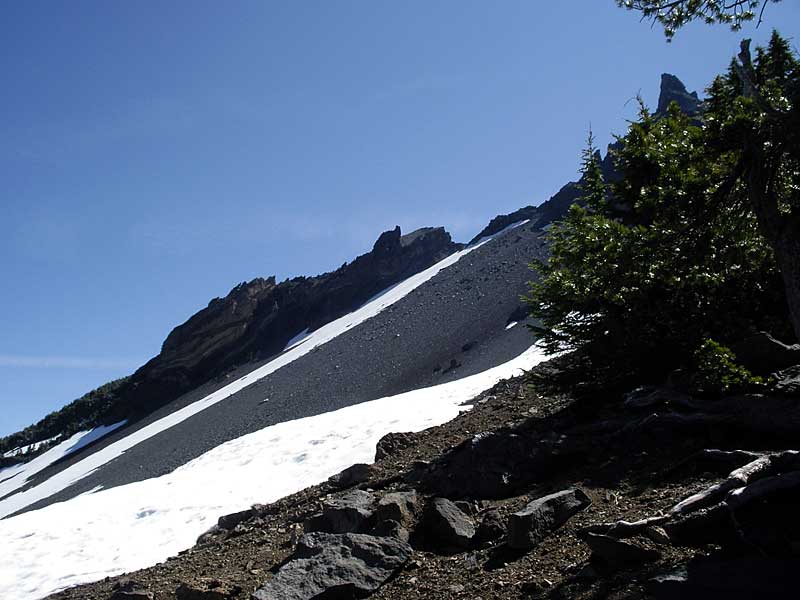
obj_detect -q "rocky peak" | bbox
[116,225,460,418]
[372,226,402,255]
[657,73,702,116]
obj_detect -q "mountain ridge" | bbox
[2,70,702,473]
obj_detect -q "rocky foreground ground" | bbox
[48,348,800,600]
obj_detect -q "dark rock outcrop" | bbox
[418,429,580,499]
[656,73,703,117]
[114,227,460,418]
[252,532,411,600]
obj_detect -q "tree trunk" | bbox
[772,227,800,342]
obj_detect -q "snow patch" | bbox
[0,422,126,502]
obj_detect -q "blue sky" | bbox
[1,1,797,436]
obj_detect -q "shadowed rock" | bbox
[252,532,411,600]
[422,498,475,552]
[507,488,591,550]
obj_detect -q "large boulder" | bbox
[252,532,412,600]
[327,463,378,490]
[375,432,415,461]
[305,490,376,534]
[375,491,420,529]
[506,488,591,550]
[422,498,476,552]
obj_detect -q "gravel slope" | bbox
[11,222,548,514]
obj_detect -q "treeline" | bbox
[0,377,129,466]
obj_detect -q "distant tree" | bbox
[616,0,780,40]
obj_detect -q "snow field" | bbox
[0,422,126,501]
[0,345,547,600]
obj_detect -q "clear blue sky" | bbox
[1,1,797,437]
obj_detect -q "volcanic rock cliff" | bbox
[119,226,461,417]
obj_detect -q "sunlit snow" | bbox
[0,345,547,600]
[0,422,126,500]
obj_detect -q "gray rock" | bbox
[424,497,475,552]
[327,463,378,489]
[585,533,660,569]
[305,490,376,534]
[474,509,506,547]
[507,488,590,550]
[217,508,255,531]
[375,432,415,461]
[375,491,420,528]
[252,532,412,600]
[773,365,800,397]
[369,518,410,542]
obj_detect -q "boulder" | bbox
[423,498,475,552]
[375,491,420,528]
[369,518,410,543]
[375,432,415,461]
[585,533,661,569]
[474,509,506,547]
[506,488,591,550]
[305,490,376,534]
[217,508,255,531]
[731,331,800,375]
[327,463,378,489]
[773,365,800,397]
[252,532,412,600]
